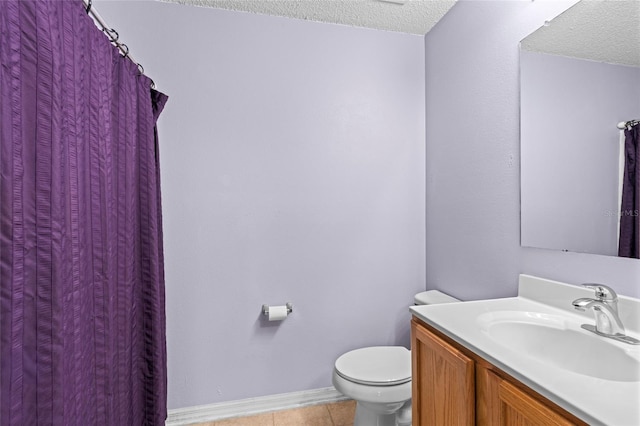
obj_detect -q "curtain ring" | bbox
[103,27,119,43]
[86,0,92,14]
[110,28,120,42]
[137,65,156,89]
[120,43,130,58]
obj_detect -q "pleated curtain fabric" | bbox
[619,125,639,259]
[0,1,168,424]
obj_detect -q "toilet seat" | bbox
[334,346,411,386]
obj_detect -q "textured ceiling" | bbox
[521,0,640,67]
[158,0,639,65]
[161,0,457,35]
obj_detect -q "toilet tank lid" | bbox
[414,290,460,305]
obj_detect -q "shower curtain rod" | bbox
[617,120,639,130]
[82,0,155,88]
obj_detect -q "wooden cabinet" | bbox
[411,318,588,426]
[479,368,578,426]
[412,318,475,425]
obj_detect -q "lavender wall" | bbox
[521,51,640,256]
[96,1,426,410]
[424,0,640,301]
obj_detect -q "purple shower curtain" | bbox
[619,125,639,259]
[0,1,168,425]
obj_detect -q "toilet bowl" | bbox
[332,290,459,426]
[333,346,412,426]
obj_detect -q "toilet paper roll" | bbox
[268,305,289,321]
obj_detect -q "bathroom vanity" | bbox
[411,318,586,425]
[410,275,640,426]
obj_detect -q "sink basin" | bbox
[477,311,640,382]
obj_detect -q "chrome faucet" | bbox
[572,284,624,335]
[572,284,640,345]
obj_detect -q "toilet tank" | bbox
[414,290,459,305]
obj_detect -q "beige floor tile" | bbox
[212,412,274,426]
[326,400,356,426]
[273,405,333,426]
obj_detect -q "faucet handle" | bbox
[582,283,618,301]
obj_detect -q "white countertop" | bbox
[410,275,640,426]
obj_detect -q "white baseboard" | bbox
[166,387,349,425]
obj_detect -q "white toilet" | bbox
[332,290,460,426]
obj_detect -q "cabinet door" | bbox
[481,368,579,426]
[411,319,475,426]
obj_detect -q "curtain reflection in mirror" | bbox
[619,121,639,259]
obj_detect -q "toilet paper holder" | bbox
[262,302,293,317]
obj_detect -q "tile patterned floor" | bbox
[194,400,356,426]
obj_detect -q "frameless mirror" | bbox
[520,0,640,257]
